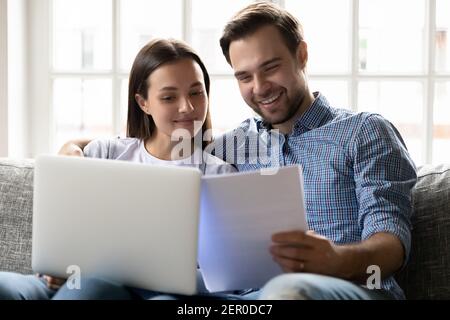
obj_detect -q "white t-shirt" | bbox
[83,137,237,175]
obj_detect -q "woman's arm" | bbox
[58,139,92,156]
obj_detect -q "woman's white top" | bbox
[84,137,236,175]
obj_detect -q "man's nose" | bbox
[253,75,270,97]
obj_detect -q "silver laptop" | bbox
[32,155,201,295]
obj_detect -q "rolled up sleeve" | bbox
[352,114,417,268]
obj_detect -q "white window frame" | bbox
[28,0,450,163]
[0,0,8,156]
[281,0,450,164]
[48,0,126,151]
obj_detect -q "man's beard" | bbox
[255,89,304,126]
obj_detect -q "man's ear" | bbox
[135,94,150,114]
[296,41,308,70]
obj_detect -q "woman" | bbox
[82,38,234,175]
[0,39,243,300]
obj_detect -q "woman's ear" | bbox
[135,94,150,114]
[296,41,308,70]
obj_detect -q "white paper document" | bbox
[198,165,308,292]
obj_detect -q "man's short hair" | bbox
[220,1,304,65]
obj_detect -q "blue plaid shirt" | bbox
[210,92,417,299]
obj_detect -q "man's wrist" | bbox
[334,244,369,283]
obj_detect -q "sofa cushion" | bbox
[0,159,34,274]
[396,164,450,299]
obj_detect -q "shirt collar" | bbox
[294,92,331,132]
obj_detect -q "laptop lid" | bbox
[32,155,201,295]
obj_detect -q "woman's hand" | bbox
[41,275,66,290]
[57,141,84,157]
[57,139,92,156]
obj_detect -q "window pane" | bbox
[119,0,182,72]
[359,0,426,73]
[209,78,254,136]
[53,0,112,71]
[358,81,424,165]
[436,0,450,73]
[309,80,350,109]
[433,82,450,164]
[191,0,252,74]
[53,78,112,151]
[285,0,351,74]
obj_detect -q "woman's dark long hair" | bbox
[127,38,212,149]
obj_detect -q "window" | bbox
[48,0,449,164]
[190,0,254,133]
[52,0,115,150]
[50,0,253,151]
[285,0,450,165]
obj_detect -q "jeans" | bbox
[59,270,258,300]
[0,273,55,300]
[0,271,392,300]
[259,273,393,300]
[0,272,134,300]
[0,271,252,300]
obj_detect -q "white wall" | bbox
[28,0,50,156]
[0,0,8,157]
[7,0,29,158]
[0,0,31,158]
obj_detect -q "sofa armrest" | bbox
[0,158,34,274]
[396,164,450,299]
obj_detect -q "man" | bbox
[24,2,417,300]
[209,2,416,300]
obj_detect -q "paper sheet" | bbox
[198,165,308,292]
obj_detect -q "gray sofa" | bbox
[0,158,449,299]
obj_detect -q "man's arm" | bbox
[271,114,415,283]
[270,230,404,283]
[57,139,92,156]
[334,232,404,282]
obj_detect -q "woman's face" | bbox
[137,58,208,139]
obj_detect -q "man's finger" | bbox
[272,230,305,242]
[272,230,319,247]
[270,245,313,261]
[306,230,328,240]
[272,255,307,273]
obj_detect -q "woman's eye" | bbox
[191,90,204,97]
[161,96,175,101]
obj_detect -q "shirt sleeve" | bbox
[83,139,112,159]
[351,114,417,269]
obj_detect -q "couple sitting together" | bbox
[0,2,416,300]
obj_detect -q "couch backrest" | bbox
[0,159,34,274]
[396,164,450,299]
